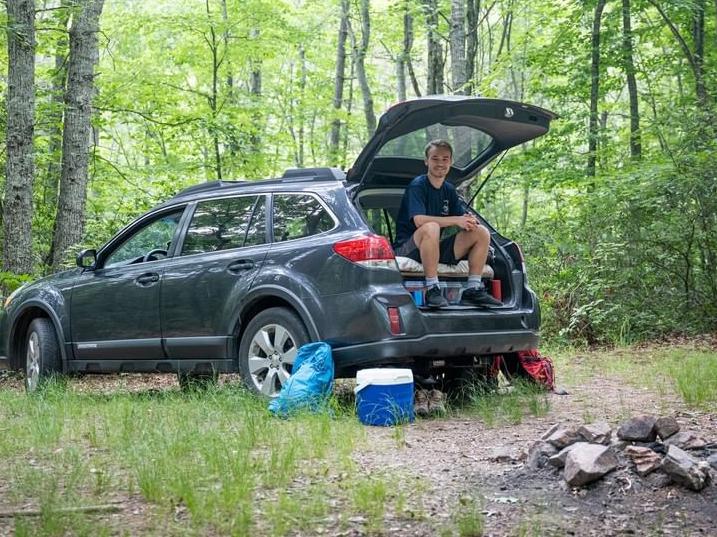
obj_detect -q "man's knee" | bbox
[461,224,489,245]
[475,224,489,242]
[416,221,440,241]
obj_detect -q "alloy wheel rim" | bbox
[247,323,298,397]
[26,331,41,392]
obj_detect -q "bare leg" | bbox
[413,222,441,279]
[453,225,490,276]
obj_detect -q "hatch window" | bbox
[377,124,493,168]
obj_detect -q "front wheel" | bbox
[238,307,309,398]
[24,318,61,393]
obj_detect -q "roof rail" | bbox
[281,167,346,182]
[173,180,247,199]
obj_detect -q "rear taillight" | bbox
[387,306,402,334]
[333,234,397,269]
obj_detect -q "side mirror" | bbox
[76,249,97,270]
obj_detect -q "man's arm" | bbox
[413,214,478,231]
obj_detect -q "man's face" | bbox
[425,146,453,180]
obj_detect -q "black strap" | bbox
[382,209,394,245]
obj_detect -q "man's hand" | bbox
[457,213,479,231]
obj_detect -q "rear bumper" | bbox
[331,330,539,371]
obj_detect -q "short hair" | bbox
[424,139,453,158]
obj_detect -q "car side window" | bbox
[181,195,259,255]
[272,194,334,242]
[104,209,184,268]
[244,196,267,247]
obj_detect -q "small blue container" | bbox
[355,368,414,426]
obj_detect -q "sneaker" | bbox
[460,286,503,307]
[414,389,430,417]
[428,389,446,415]
[425,285,448,308]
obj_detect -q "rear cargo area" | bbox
[354,187,517,308]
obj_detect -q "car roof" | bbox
[158,167,347,208]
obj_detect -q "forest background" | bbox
[1,0,715,346]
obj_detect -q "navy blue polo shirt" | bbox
[394,175,467,248]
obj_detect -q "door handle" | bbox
[227,259,255,274]
[136,273,160,285]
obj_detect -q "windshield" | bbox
[377,124,494,168]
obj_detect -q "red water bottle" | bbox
[490,279,502,301]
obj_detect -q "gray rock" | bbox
[564,444,618,487]
[661,445,712,491]
[546,427,581,449]
[617,415,657,442]
[549,443,586,469]
[540,423,561,440]
[663,431,707,450]
[624,445,662,476]
[527,440,558,469]
[707,453,717,471]
[578,422,612,445]
[655,416,680,440]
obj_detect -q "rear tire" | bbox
[238,307,309,398]
[24,318,61,393]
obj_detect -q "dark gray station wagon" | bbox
[0,96,556,395]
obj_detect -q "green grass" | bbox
[548,344,717,409]
[453,378,551,427]
[0,380,368,536]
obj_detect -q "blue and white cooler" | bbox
[354,368,414,426]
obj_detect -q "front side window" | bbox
[104,209,184,268]
[272,194,334,242]
[181,195,263,255]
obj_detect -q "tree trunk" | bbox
[648,0,708,106]
[341,54,356,168]
[423,0,444,95]
[405,4,422,99]
[396,0,412,101]
[692,0,706,106]
[622,0,641,160]
[50,0,105,269]
[587,0,606,178]
[351,0,376,138]
[3,0,36,275]
[298,45,307,167]
[329,0,349,165]
[249,27,262,154]
[465,0,479,94]
[450,0,467,94]
[44,0,71,213]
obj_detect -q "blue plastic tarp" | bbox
[268,342,334,416]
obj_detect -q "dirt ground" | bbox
[352,373,717,536]
[1,352,716,536]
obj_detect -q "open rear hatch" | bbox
[347,96,556,190]
[350,96,556,310]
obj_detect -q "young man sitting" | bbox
[393,139,503,309]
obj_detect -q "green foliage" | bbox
[1,0,716,343]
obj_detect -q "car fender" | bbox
[232,283,322,342]
[9,298,70,370]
